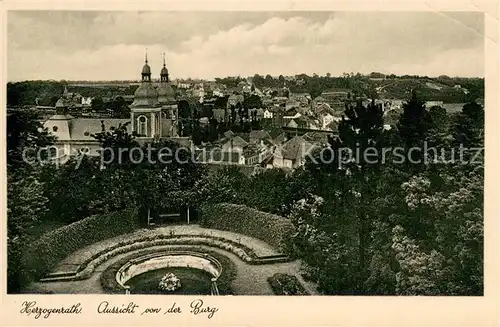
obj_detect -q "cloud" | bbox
[7,11,484,81]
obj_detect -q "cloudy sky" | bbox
[7,11,484,81]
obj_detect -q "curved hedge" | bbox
[22,207,139,282]
[200,203,295,251]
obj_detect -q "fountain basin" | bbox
[115,251,222,292]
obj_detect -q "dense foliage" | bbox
[283,95,484,295]
[268,273,309,295]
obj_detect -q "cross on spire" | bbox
[145,48,148,64]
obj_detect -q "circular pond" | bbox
[115,251,223,295]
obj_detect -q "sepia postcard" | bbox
[1,0,499,326]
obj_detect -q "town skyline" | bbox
[8,11,484,82]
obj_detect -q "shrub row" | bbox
[100,246,237,295]
[22,207,139,282]
[267,273,309,295]
[76,235,256,280]
[199,203,295,251]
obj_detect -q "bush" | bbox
[200,203,295,251]
[268,273,309,295]
[100,247,237,295]
[22,207,139,283]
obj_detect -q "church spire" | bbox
[160,52,169,83]
[141,48,151,82]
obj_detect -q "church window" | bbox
[137,115,148,136]
[53,126,58,132]
[155,114,160,136]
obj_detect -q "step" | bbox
[39,275,77,283]
[46,270,78,278]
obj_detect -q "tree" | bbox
[91,97,104,112]
[7,109,55,292]
[7,109,56,172]
[397,90,430,165]
[306,78,324,100]
[109,96,130,118]
[265,74,275,87]
[453,101,484,148]
[289,99,387,294]
[243,94,263,109]
[278,75,285,86]
[252,74,264,87]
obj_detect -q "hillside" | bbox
[372,78,473,102]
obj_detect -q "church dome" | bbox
[142,63,151,75]
[157,83,176,104]
[161,66,169,76]
[131,83,159,107]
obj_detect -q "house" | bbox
[223,130,235,138]
[442,103,466,113]
[249,130,272,144]
[213,108,227,122]
[265,135,315,169]
[291,93,311,106]
[211,150,245,165]
[302,132,330,146]
[221,135,249,153]
[425,101,444,108]
[243,143,271,166]
[227,94,244,109]
[263,109,273,119]
[285,99,300,111]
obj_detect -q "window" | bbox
[137,115,147,136]
[52,126,58,132]
[80,147,90,154]
[155,114,160,136]
[84,131,90,136]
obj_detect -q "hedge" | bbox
[199,203,295,251]
[268,273,309,295]
[22,207,139,282]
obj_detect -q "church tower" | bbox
[130,50,161,139]
[157,52,178,137]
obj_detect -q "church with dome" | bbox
[43,53,183,161]
[130,52,179,139]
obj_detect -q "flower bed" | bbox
[200,203,295,251]
[267,273,309,295]
[100,247,237,295]
[23,207,139,282]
